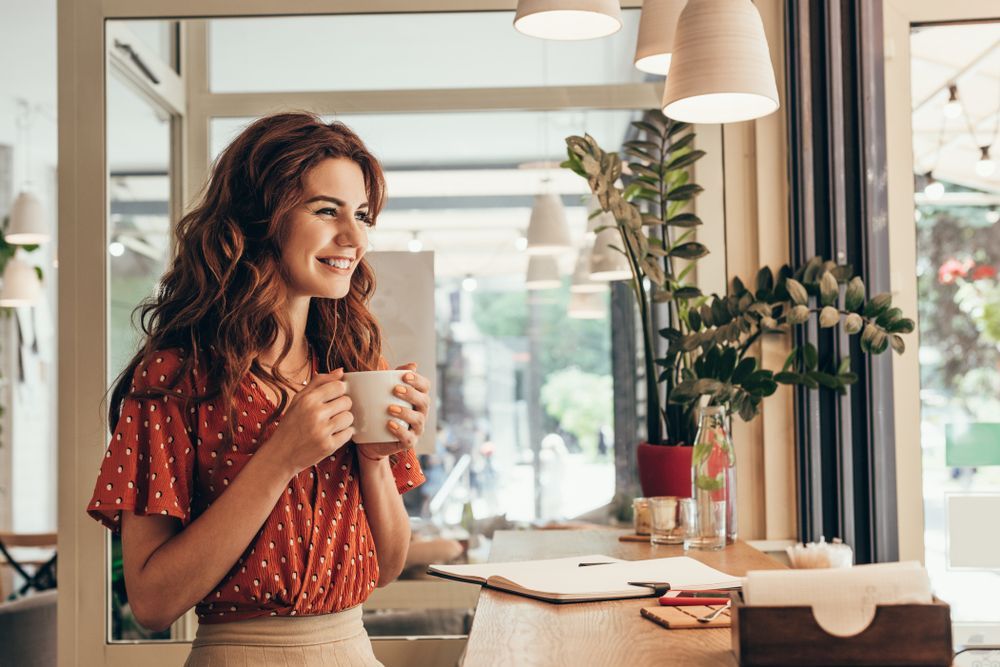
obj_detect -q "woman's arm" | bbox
[357,455,412,586]
[122,444,298,632]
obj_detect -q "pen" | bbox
[577,561,616,567]
[658,596,730,606]
[668,590,733,597]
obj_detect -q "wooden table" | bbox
[462,529,785,667]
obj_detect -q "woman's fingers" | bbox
[399,368,431,394]
[386,419,419,448]
[392,382,429,413]
[387,403,425,436]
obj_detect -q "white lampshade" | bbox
[6,191,50,245]
[634,0,687,75]
[662,0,779,124]
[526,255,562,290]
[514,0,623,40]
[571,242,606,293]
[589,221,632,281]
[568,291,606,319]
[0,256,42,307]
[526,193,572,255]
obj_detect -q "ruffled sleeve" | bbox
[86,350,196,535]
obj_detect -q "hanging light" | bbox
[975,145,996,178]
[661,0,779,124]
[634,0,687,75]
[568,291,606,319]
[923,171,945,200]
[944,84,961,119]
[589,219,632,281]
[108,241,125,257]
[514,0,623,41]
[407,231,423,253]
[461,274,478,292]
[526,193,572,255]
[0,254,42,307]
[5,191,50,245]
[526,255,562,290]
[571,240,606,293]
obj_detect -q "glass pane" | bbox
[107,69,174,641]
[911,20,1000,646]
[209,11,642,93]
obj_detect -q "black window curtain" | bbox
[785,0,899,564]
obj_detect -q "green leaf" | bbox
[775,371,802,385]
[632,120,664,138]
[864,292,892,318]
[674,286,703,299]
[732,357,757,385]
[664,150,706,172]
[887,318,915,334]
[845,276,865,312]
[808,371,841,390]
[665,213,703,228]
[802,343,818,371]
[666,132,696,154]
[819,272,839,307]
[890,334,906,355]
[628,163,661,180]
[665,183,704,201]
[669,242,710,259]
[687,309,702,331]
[785,278,808,306]
[782,348,797,372]
[756,267,775,296]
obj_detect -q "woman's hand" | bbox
[262,369,355,476]
[356,362,430,460]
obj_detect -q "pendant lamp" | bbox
[588,215,631,281]
[514,0,623,41]
[526,255,562,290]
[0,255,42,307]
[571,241,605,293]
[634,0,687,75]
[568,291,606,319]
[526,193,572,255]
[661,0,779,124]
[6,191,50,245]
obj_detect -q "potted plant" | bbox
[562,111,914,499]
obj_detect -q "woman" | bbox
[86,112,429,666]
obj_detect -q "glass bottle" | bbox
[688,405,735,550]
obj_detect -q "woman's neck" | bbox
[258,295,311,373]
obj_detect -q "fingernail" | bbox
[404,373,414,382]
[388,421,399,430]
[394,385,406,394]
[388,405,402,415]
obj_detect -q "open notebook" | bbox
[428,553,741,603]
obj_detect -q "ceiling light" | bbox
[589,223,632,281]
[526,193,572,255]
[634,0,687,75]
[568,291,606,319]
[462,274,478,292]
[662,0,779,123]
[571,241,606,293]
[526,255,562,290]
[923,172,944,200]
[5,191,50,245]
[975,146,996,178]
[944,84,961,119]
[108,241,125,257]
[0,255,42,307]
[514,0,623,41]
[408,232,423,253]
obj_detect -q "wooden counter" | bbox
[462,529,785,667]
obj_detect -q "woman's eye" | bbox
[316,207,337,217]
[356,212,374,227]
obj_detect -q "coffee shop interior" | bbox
[1,0,999,665]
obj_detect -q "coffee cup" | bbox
[342,370,411,444]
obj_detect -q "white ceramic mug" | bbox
[342,370,411,444]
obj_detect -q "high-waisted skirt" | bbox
[182,605,384,667]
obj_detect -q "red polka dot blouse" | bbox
[86,349,425,623]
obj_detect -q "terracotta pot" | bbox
[636,442,693,498]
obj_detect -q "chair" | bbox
[0,532,57,601]
[0,589,57,667]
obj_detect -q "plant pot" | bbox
[636,442,693,498]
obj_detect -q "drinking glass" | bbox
[649,496,683,545]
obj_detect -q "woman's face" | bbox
[280,157,372,300]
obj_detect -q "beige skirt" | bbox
[183,605,384,667]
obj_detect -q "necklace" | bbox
[300,347,313,386]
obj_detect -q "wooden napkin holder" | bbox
[730,593,953,666]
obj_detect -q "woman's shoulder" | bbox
[130,347,199,392]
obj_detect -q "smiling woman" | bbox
[86,112,429,667]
